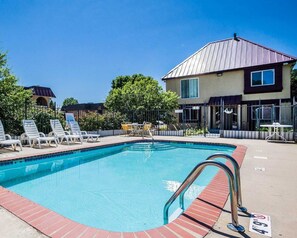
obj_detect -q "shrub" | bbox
[79,112,103,131]
[33,109,65,134]
[78,111,127,131]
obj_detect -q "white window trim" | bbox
[180,78,199,99]
[250,69,275,87]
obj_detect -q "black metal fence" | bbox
[180,104,294,130]
[0,102,185,136]
[0,102,64,136]
[0,102,296,140]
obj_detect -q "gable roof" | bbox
[25,86,56,98]
[162,37,297,80]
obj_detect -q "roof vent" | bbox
[233,33,240,42]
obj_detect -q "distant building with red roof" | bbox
[25,86,56,107]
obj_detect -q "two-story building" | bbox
[162,35,296,131]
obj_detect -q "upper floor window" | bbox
[251,69,274,87]
[181,78,199,98]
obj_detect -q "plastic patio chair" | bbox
[22,120,58,148]
[69,121,100,142]
[50,119,82,144]
[0,120,22,151]
[121,123,133,136]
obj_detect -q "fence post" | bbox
[24,100,28,119]
[157,110,160,136]
[293,104,297,142]
[220,99,224,137]
[54,102,57,118]
[113,111,115,136]
[97,112,100,136]
[203,102,207,137]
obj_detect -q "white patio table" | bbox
[128,123,144,136]
[260,123,293,141]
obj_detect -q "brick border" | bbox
[0,141,247,238]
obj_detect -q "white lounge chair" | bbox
[50,119,82,144]
[0,120,22,151]
[22,120,58,149]
[69,121,100,142]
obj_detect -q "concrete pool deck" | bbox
[0,136,296,237]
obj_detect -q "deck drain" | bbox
[255,167,265,171]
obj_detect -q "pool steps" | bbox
[126,142,176,151]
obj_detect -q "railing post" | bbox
[205,153,247,212]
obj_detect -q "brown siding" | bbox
[244,63,283,94]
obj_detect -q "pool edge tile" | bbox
[0,141,247,238]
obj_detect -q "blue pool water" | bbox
[0,142,234,232]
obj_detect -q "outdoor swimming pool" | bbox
[0,141,235,232]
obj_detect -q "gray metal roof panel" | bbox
[163,37,297,80]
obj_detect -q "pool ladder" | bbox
[163,153,247,233]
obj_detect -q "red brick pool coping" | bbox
[0,141,247,238]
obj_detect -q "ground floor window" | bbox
[181,106,200,122]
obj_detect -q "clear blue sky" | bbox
[1,0,296,105]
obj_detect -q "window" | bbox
[181,106,200,122]
[181,79,199,98]
[252,105,273,120]
[251,69,274,87]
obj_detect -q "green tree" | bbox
[0,52,32,134]
[62,97,78,107]
[49,100,56,110]
[291,68,297,98]
[105,74,179,113]
[111,74,148,89]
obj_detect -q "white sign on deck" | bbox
[249,213,271,237]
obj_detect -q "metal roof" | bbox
[25,86,56,98]
[162,37,297,80]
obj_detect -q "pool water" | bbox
[0,142,234,232]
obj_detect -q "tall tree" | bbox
[105,74,178,112]
[0,52,32,134]
[62,97,78,107]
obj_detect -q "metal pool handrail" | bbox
[163,160,245,232]
[204,153,246,212]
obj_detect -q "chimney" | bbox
[233,33,240,41]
